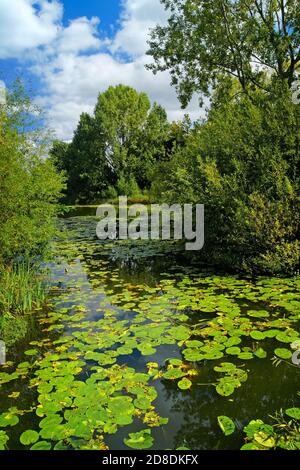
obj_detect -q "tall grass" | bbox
[0,261,47,316]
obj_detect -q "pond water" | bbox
[0,209,299,450]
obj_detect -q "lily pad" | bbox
[124,429,153,450]
[274,348,292,360]
[20,430,40,446]
[178,378,192,390]
[217,416,236,436]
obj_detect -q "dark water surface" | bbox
[0,209,299,450]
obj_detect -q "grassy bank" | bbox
[0,262,48,346]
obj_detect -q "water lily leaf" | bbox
[226,347,241,356]
[247,310,269,318]
[274,348,292,360]
[169,326,191,341]
[244,420,273,439]
[24,349,38,356]
[163,368,186,380]
[217,416,236,436]
[276,331,299,344]
[30,441,52,450]
[134,397,152,410]
[165,359,183,366]
[250,331,265,341]
[20,430,40,446]
[39,424,66,441]
[216,380,235,397]
[185,340,204,348]
[124,429,153,450]
[224,337,241,348]
[205,351,224,360]
[178,378,192,390]
[254,348,267,359]
[0,412,19,428]
[285,408,300,420]
[39,415,63,429]
[241,443,261,450]
[0,431,9,450]
[183,349,205,361]
[254,431,275,448]
[238,352,253,360]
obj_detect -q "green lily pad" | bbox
[285,408,300,420]
[226,347,241,356]
[250,331,265,341]
[0,431,9,450]
[30,441,52,450]
[217,416,236,436]
[216,380,235,397]
[254,348,267,359]
[169,326,191,341]
[20,430,40,446]
[124,429,153,450]
[254,431,275,448]
[0,413,19,428]
[274,348,292,360]
[178,378,192,390]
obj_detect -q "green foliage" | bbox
[53,85,171,203]
[217,416,236,436]
[0,82,64,262]
[241,409,300,450]
[152,81,300,274]
[0,81,64,343]
[124,429,153,450]
[147,1,300,106]
[20,430,39,446]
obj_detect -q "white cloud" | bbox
[0,0,62,58]
[0,0,204,140]
[110,0,168,57]
[0,79,6,104]
[56,16,101,54]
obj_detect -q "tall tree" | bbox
[147,0,300,106]
[52,85,171,202]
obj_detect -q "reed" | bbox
[0,261,47,316]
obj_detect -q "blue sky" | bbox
[62,1,121,35]
[0,0,201,140]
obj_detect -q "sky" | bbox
[0,0,202,140]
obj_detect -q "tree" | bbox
[53,85,171,202]
[94,85,151,182]
[147,0,300,106]
[152,80,300,273]
[0,82,64,263]
[51,113,114,203]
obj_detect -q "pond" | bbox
[0,209,299,451]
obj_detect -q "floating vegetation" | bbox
[0,216,299,450]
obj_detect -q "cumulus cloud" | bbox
[56,16,101,54]
[0,0,204,140]
[0,79,6,104]
[0,0,62,58]
[110,0,169,57]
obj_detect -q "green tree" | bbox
[0,82,64,263]
[153,80,300,273]
[53,85,171,202]
[94,84,151,190]
[147,0,300,106]
[51,113,113,203]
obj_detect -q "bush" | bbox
[151,81,300,274]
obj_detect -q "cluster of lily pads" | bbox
[218,405,300,450]
[0,216,299,450]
